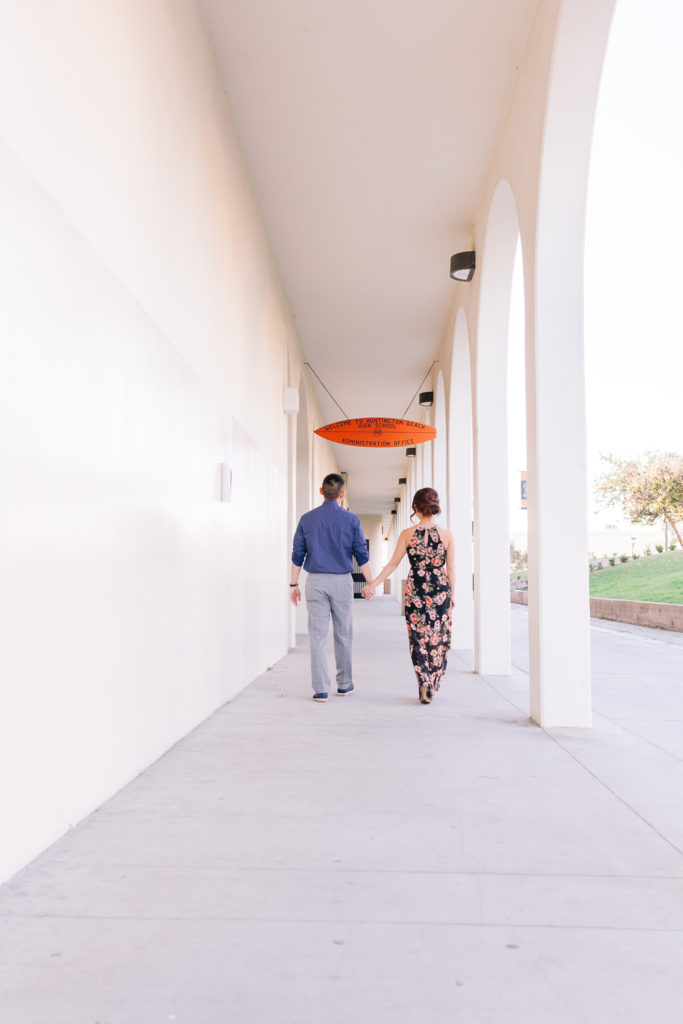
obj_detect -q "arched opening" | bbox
[432,371,448,521]
[473,179,521,675]
[408,451,418,513]
[415,405,430,495]
[508,241,527,595]
[448,307,474,650]
[415,438,424,494]
[427,410,435,498]
[585,0,683,554]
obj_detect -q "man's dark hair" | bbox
[322,473,345,499]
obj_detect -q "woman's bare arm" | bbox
[363,529,411,595]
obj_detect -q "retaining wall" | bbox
[589,597,683,632]
[510,589,683,632]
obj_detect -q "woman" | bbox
[364,488,454,704]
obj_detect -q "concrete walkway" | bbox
[2,599,683,1023]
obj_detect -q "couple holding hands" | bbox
[290,473,454,705]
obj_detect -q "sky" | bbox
[508,0,683,535]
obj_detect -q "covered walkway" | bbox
[2,603,682,1023]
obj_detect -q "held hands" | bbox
[361,583,377,600]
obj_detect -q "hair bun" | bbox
[411,487,441,518]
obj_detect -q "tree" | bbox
[595,451,683,549]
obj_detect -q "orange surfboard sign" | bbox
[315,417,436,448]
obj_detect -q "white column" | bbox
[527,0,615,726]
[449,309,474,649]
[526,288,592,725]
[473,181,519,675]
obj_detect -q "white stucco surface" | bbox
[1,601,682,1022]
[0,2,333,884]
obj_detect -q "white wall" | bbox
[0,1,331,883]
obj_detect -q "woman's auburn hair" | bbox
[412,487,441,517]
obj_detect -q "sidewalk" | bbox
[1,598,683,1023]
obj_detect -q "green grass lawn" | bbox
[510,552,683,603]
[589,550,683,604]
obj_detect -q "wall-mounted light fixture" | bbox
[450,251,476,282]
[391,509,397,516]
[406,448,416,458]
[398,477,407,485]
[419,391,433,407]
[394,497,400,504]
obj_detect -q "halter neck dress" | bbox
[404,526,452,700]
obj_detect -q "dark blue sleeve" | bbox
[291,518,306,567]
[351,515,369,567]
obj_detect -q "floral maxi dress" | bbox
[404,527,452,698]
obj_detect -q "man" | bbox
[290,473,373,702]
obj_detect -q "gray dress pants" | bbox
[305,572,353,694]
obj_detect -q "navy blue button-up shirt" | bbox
[292,501,369,574]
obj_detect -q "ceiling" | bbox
[198,0,538,519]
